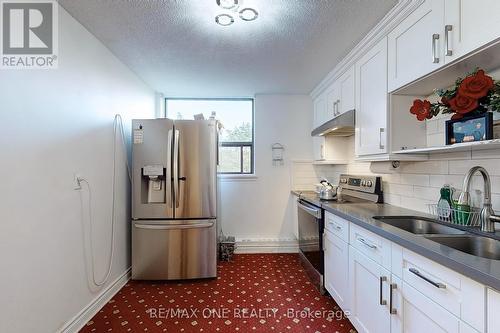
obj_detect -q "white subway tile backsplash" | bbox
[291,150,500,215]
[385,183,414,197]
[400,196,434,213]
[400,160,449,174]
[429,174,464,189]
[449,159,500,176]
[413,186,439,201]
[384,193,401,206]
[400,174,430,186]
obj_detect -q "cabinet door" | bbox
[444,0,500,63]
[326,83,339,121]
[394,281,462,333]
[337,66,355,115]
[313,93,327,128]
[324,231,350,310]
[387,0,445,91]
[312,136,325,161]
[349,245,391,333]
[355,37,388,157]
[488,288,500,332]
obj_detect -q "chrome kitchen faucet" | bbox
[458,166,500,233]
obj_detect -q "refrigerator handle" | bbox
[167,129,173,208]
[134,222,214,230]
[173,129,180,208]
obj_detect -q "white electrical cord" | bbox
[79,114,131,287]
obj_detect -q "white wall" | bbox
[0,5,155,333]
[219,95,313,245]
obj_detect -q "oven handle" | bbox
[298,201,321,218]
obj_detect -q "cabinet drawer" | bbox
[324,211,349,242]
[401,249,485,332]
[349,223,391,270]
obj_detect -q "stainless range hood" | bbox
[311,109,355,137]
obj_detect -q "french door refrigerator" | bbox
[131,118,217,280]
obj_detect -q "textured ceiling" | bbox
[59,0,397,97]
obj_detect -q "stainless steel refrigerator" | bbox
[131,118,217,280]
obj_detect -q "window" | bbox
[165,98,254,174]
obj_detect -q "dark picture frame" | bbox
[445,112,493,145]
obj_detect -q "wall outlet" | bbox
[73,174,82,190]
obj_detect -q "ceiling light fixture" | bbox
[214,0,258,26]
[215,13,234,26]
[239,8,258,21]
[216,0,238,10]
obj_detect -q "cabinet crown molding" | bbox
[310,0,425,99]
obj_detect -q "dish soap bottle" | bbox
[437,185,454,220]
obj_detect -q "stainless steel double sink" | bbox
[373,216,500,260]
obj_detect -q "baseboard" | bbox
[235,238,299,254]
[59,268,131,333]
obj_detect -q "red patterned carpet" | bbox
[81,254,356,333]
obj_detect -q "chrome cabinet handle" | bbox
[432,33,440,63]
[445,25,453,56]
[336,99,340,115]
[389,283,397,314]
[357,237,377,250]
[329,222,342,231]
[379,276,387,305]
[333,101,337,116]
[379,128,385,150]
[409,268,446,289]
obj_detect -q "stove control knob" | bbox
[366,180,373,188]
[341,178,347,184]
[361,180,366,187]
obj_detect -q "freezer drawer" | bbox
[132,220,217,280]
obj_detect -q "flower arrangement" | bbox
[410,68,500,121]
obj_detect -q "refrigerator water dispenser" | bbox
[142,165,166,203]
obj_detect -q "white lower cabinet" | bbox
[487,288,500,332]
[395,280,467,333]
[348,245,391,333]
[321,213,488,333]
[324,230,349,311]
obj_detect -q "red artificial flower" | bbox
[458,69,494,99]
[451,113,464,120]
[410,99,433,121]
[448,94,479,114]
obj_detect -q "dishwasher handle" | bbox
[298,200,322,218]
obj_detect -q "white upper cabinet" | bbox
[313,93,327,128]
[388,0,445,92]
[337,66,356,115]
[326,82,339,121]
[355,37,388,157]
[444,0,500,63]
[322,65,355,123]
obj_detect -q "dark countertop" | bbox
[292,190,500,291]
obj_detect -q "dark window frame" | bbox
[164,97,255,175]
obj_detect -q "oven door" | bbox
[297,200,324,275]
